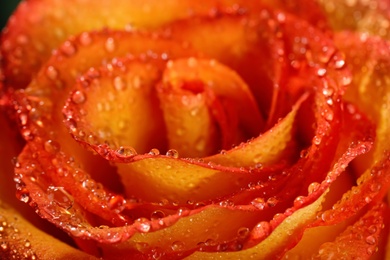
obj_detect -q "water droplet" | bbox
[44,140,60,154]
[105,37,115,52]
[251,197,266,210]
[171,241,185,251]
[108,195,125,211]
[71,90,86,104]
[369,183,381,192]
[1,242,8,251]
[24,240,31,248]
[308,182,320,194]
[116,146,137,157]
[313,136,321,146]
[166,149,179,158]
[322,88,334,97]
[46,66,59,80]
[60,41,77,56]
[365,235,376,245]
[149,148,160,156]
[321,211,334,222]
[251,222,271,239]
[334,59,345,69]
[47,186,74,210]
[237,227,250,238]
[293,196,305,207]
[79,32,92,46]
[136,220,151,233]
[317,68,327,77]
[113,76,127,91]
[266,197,278,207]
[368,225,377,234]
[151,210,165,219]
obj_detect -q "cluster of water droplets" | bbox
[0,215,37,259]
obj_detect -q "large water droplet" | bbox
[47,186,74,210]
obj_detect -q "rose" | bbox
[1,0,390,259]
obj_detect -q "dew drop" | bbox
[308,182,320,194]
[166,149,179,158]
[137,221,151,233]
[149,148,160,156]
[46,66,59,80]
[368,225,377,234]
[113,76,127,91]
[322,88,334,97]
[251,197,266,210]
[317,68,327,77]
[105,37,116,53]
[79,32,92,46]
[266,197,278,207]
[60,41,77,56]
[71,90,86,104]
[334,59,345,69]
[47,186,74,210]
[116,146,137,157]
[251,222,271,239]
[108,195,125,210]
[171,241,185,251]
[1,242,8,251]
[24,240,31,248]
[365,235,376,245]
[237,227,250,238]
[44,140,60,154]
[151,210,165,220]
[293,196,305,207]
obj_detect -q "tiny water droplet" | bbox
[266,197,278,207]
[151,210,165,219]
[113,76,127,91]
[44,140,60,154]
[149,148,160,156]
[46,66,59,80]
[317,68,327,77]
[60,41,77,56]
[293,196,305,207]
[171,241,185,251]
[237,227,250,238]
[79,32,92,46]
[365,235,376,245]
[71,90,86,104]
[334,59,345,69]
[105,37,115,52]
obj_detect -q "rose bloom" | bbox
[1,0,390,259]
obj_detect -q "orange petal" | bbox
[158,57,264,157]
[314,202,387,259]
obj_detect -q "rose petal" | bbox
[315,202,386,259]
[158,57,264,157]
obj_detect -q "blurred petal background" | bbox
[1,0,20,29]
